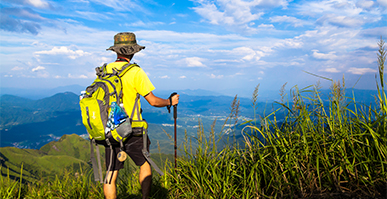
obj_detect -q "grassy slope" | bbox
[1,134,94,182]
[0,147,88,182]
[1,133,176,185]
[40,134,95,162]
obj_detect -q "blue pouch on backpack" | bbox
[106,102,128,131]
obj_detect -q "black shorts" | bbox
[105,135,151,171]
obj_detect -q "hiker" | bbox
[103,32,179,199]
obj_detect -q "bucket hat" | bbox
[106,32,145,55]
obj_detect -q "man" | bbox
[103,32,179,199]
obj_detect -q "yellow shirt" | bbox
[105,61,155,120]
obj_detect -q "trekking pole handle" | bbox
[167,92,178,113]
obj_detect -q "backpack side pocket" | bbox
[80,97,107,141]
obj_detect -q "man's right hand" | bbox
[169,93,179,106]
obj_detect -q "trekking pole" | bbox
[173,104,177,168]
[167,92,178,168]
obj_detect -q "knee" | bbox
[140,161,151,173]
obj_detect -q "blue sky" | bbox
[1,0,386,97]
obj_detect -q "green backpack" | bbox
[80,62,163,183]
[80,62,137,145]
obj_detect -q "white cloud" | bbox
[377,0,387,7]
[257,24,274,28]
[123,20,164,27]
[323,68,340,73]
[137,30,247,44]
[316,14,364,27]
[213,59,240,63]
[270,15,307,27]
[347,67,377,75]
[100,57,111,64]
[75,11,112,21]
[67,74,88,79]
[356,0,374,9]
[35,46,91,59]
[275,38,304,49]
[12,66,24,71]
[230,72,244,77]
[231,47,268,62]
[360,27,387,38]
[192,3,235,25]
[27,0,50,9]
[184,57,206,67]
[88,0,143,12]
[312,50,338,60]
[298,0,363,17]
[297,0,383,29]
[179,76,187,79]
[160,75,170,79]
[210,74,224,79]
[32,66,45,72]
[191,0,289,33]
[232,47,262,61]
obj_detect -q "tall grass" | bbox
[166,38,387,198]
[1,166,104,199]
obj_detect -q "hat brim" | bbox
[106,44,145,55]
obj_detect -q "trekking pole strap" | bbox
[142,127,164,176]
[95,140,103,183]
[104,139,114,184]
[90,139,103,183]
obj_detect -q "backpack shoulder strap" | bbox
[95,62,137,78]
[118,63,139,78]
[130,93,141,120]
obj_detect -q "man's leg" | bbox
[139,161,152,199]
[104,170,119,199]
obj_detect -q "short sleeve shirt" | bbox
[106,61,155,120]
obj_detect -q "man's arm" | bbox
[144,92,179,107]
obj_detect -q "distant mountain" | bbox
[0,92,84,148]
[1,92,79,129]
[141,93,257,117]
[152,89,224,97]
[1,85,85,100]
[1,91,246,149]
[1,84,383,103]
[1,88,382,150]
[1,86,226,100]
[0,95,34,107]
